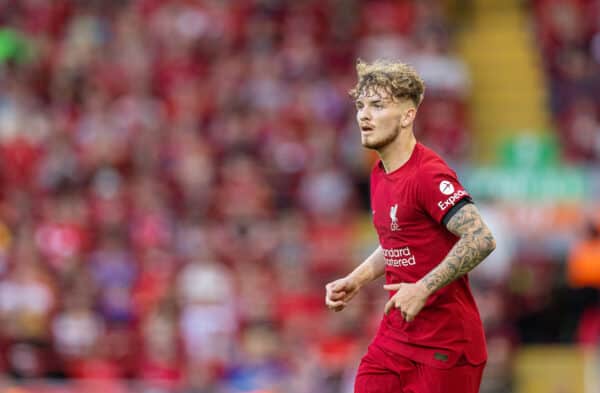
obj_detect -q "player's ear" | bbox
[401,107,416,127]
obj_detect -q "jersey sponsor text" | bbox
[383,246,416,267]
[437,190,467,211]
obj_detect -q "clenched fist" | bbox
[325,277,360,312]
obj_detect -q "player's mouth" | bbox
[361,125,375,132]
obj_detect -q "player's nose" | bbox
[358,108,372,121]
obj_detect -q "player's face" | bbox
[355,90,416,150]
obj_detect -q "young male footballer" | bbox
[325,60,496,393]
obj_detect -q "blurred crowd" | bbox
[0,1,473,391]
[533,0,600,162]
[0,1,596,393]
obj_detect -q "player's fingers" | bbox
[325,282,336,293]
[384,298,394,315]
[330,291,347,301]
[325,282,339,297]
[383,283,402,291]
[331,302,347,311]
[326,298,346,309]
[405,312,415,322]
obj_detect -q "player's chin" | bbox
[361,138,383,150]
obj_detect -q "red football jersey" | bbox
[370,143,487,368]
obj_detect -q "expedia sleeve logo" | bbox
[437,181,467,211]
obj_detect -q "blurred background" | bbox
[0,0,598,392]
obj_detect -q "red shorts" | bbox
[354,343,485,393]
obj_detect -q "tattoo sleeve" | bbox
[419,204,496,294]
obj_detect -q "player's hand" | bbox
[325,277,360,312]
[383,282,430,322]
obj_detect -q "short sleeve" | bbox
[417,162,472,225]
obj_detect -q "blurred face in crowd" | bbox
[355,88,417,151]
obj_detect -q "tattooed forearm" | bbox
[419,204,496,294]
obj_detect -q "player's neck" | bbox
[377,130,417,174]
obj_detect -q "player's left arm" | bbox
[419,203,496,294]
[384,203,496,321]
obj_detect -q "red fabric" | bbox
[355,342,485,393]
[369,143,486,367]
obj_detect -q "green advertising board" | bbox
[462,134,591,202]
[463,166,587,202]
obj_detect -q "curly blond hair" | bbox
[349,59,425,106]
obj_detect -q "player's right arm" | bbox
[325,246,386,312]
